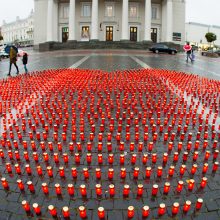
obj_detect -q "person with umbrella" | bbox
[6,46,19,76]
[183,42,192,63]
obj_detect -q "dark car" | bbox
[149,44,177,54]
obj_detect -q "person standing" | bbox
[183,42,192,63]
[22,52,28,74]
[8,47,19,76]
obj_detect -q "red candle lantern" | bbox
[142,206,149,217]
[145,167,152,178]
[173,152,179,162]
[152,153,157,163]
[62,206,70,218]
[22,200,30,212]
[42,182,49,194]
[27,181,35,193]
[17,179,25,191]
[98,154,103,164]
[107,142,112,152]
[196,198,203,210]
[137,184,143,196]
[78,206,87,219]
[80,184,87,197]
[200,177,207,188]
[163,153,168,163]
[204,151,210,160]
[176,180,184,192]
[15,164,21,175]
[163,182,170,194]
[71,167,78,178]
[67,183,74,196]
[59,166,65,178]
[168,165,175,176]
[55,183,62,195]
[6,163,12,173]
[1,177,9,190]
[120,168,126,179]
[164,133,168,141]
[63,153,69,163]
[213,150,219,160]
[212,162,219,172]
[131,154,137,165]
[168,142,173,151]
[158,203,166,216]
[43,152,49,162]
[48,205,57,217]
[123,184,130,197]
[172,202,179,215]
[108,168,114,180]
[96,184,102,196]
[53,153,59,163]
[148,142,153,151]
[75,153,80,163]
[157,166,163,177]
[191,164,197,175]
[127,206,135,218]
[25,164,32,175]
[98,142,103,151]
[152,184,158,196]
[188,179,195,191]
[183,200,191,212]
[179,164,186,175]
[47,166,53,177]
[109,184,115,196]
[130,142,135,151]
[24,151,29,161]
[98,207,105,219]
[133,167,139,179]
[33,203,41,215]
[193,151,199,161]
[86,153,92,164]
[83,168,89,179]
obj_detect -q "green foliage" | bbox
[205,32,217,43]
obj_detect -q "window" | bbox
[105,5,113,17]
[82,4,91,17]
[152,7,157,19]
[173,32,181,41]
[130,6,137,17]
[63,5,69,18]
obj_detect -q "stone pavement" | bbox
[0,49,219,220]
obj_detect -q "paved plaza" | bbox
[0,49,220,220]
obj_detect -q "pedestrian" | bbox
[22,52,28,74]
[183,42,192,63]
[8,47,19,76]
[191,46,195,61]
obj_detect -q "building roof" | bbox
[186,22,220,29]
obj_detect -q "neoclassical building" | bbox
[34,0,185,47]
[1,10,34,46]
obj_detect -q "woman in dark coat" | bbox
[22,52,28,73]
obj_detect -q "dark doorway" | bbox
[62,27,69,42]
[106,26,113,41]
[151,28,157,43]
[130,27,137,41]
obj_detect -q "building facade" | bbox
[34,0,185,47]
[1,10,34,46]
[186,22,220,48]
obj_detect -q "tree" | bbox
[0,35,3,41]
[205,32,217,49]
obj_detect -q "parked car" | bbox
[201,49,220,56]
[0,49,9,59]
[149,44,177,54]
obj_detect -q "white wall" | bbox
[186,22,220,46]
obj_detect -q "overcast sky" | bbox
[0,0,220,26]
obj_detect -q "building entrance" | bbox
[106,26,113,41]
[151,28,157,43]
[130,27,137,41]
[62,27,69,42]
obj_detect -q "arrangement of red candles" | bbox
[0,68,219,219]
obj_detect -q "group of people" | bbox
[7,46,28,76]
[184,42,195,63]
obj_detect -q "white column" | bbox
[121,0,129,40]
[47,0,54,42]
[144,0,151,41]
[166,0,173,42]
[69,0,76,41]
[91,0,98,40]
